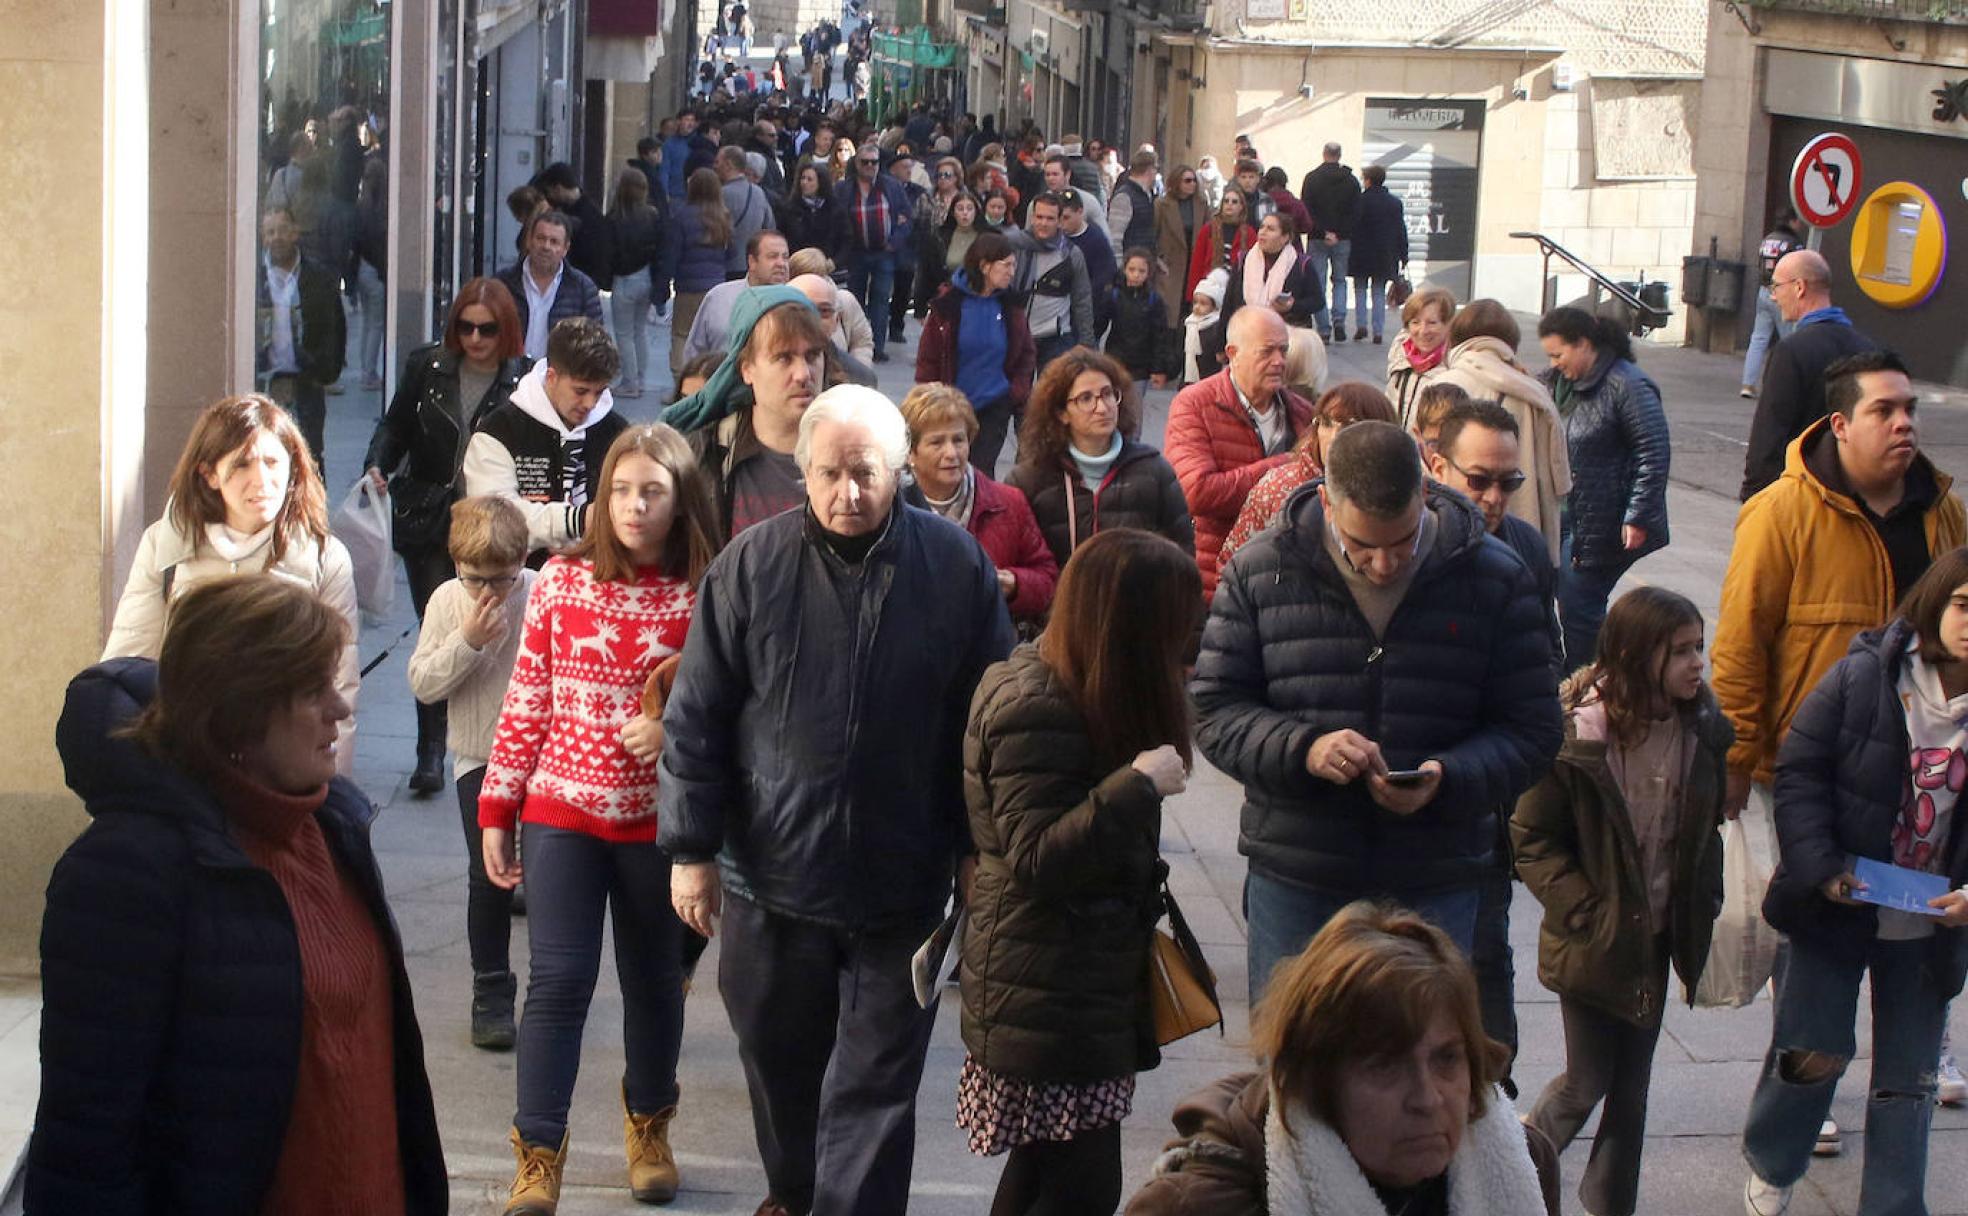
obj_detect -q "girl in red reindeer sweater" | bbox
[479,424,720,1214]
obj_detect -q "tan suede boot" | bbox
[505,1127,568,1215]
[623,1088,680,1204]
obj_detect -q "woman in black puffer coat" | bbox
[1536,306,1671,672]
[1005,347,1195,567]
[1743,554,1968,1212]
[777,162,848,264]
[960,528,1202,1216]
[28,579,446,1216]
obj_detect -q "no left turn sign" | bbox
[1791,133,1863,228]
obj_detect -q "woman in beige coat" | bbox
[1434,298,1571,562]
[1154,165,1206,328]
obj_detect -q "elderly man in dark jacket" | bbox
[1192,421,1562,1006]
[659,384,1014,1216]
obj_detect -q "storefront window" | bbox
[255,0,392,396]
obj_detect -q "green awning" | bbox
[871,27,963,69]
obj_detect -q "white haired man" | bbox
[658,385,1014,1216]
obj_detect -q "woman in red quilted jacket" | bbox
[900,383,1059,633]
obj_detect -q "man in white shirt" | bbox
[496,211,603,361]
[255,208,345,468]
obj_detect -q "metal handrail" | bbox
[1510,230,1672,333]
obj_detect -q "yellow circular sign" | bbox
[1848,180,1948,310]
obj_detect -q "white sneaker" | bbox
[1813,1118,1840,1157]
[1745,1173,1792,1215]
[1940,1053,1968,1106]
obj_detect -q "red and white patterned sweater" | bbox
[478,556,696,842]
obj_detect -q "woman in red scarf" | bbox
[1386,285,1456,428]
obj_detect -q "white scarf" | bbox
[1264,1086,1546,1216]
[203,521,277,567]
[1184,307,1221,382]
[1244,243,1299,310]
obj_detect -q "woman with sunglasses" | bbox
[366,277,529,793]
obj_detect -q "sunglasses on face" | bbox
[457,320,501,338]
[1442,454,1527,495]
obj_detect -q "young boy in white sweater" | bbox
[407,494,535,1049]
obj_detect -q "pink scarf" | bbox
[1243,243,1298,309]
[1400,336,1446,374]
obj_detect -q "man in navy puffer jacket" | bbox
[1193,421,1562,1005]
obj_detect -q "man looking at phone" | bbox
[1192,420,1561,1005]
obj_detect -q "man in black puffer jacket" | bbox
[1193,421,1562,1006]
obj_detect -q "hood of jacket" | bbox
[1444,335,1550,406]
[1275,473,1493,584]
[663,285,820,433]
[1781,414,1956,518]
[510,360,614,438]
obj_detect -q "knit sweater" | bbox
[479,556,695,841]
[216,769,405,1216]
[406,569,537,776]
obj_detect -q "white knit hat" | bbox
[1196,267,1230,305]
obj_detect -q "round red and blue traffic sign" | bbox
[1791,133,1863,228]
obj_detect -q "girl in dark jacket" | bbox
[1105,248,1169,387]
[915,190,987,314]
[1741,550,1968,1216]
[960,527,1201,1216]
[661,169,735,376]
[1006,347,1195,567]
[29,576,447,1216]
[915,232,1035,475]
[364,277,527,791]
[776,163,847,264]
[1512,586,1731,1216]
[1346,164,1408,343]
[1537,306,1671,672]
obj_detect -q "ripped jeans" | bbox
[1743,934,1952,1215]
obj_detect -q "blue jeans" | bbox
[1245,869,1479,1007]
[843,248,897,357]
[513,823,686,1144]
[1472,860,1518,1061]
[1352,276,1390,339]
[1557,534,1629,674]
[1033,329,1079,373]
[1743,935,1951,1215]
[609,266,654,392]
[1306,238,1351,330]
[1741,285,1794,390]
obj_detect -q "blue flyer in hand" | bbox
[1852,857,1949,917]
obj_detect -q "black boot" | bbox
[471,970,518,1050]
[409,701,446,796]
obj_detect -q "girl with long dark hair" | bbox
[1512,586,1732,1216]
[959,529,1203,1215]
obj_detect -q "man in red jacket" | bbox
[1164,306,1314,601]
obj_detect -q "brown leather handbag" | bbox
[1147,881,1223,1045]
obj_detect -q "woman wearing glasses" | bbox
[365,277,529,793]
[1007,347,1195,568]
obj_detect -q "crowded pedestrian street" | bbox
[17,0,1968,1214]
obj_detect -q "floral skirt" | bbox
[955,1054,1135,1157]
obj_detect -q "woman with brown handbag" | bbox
[958,528,1202,1216]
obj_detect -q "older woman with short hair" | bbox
[1386,285,1456,426]
[1006,347,1194,567]
[899,383,1058,629]
[1124,901,1558,1215]
[31,575,446,1215]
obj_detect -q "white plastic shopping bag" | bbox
[1692,785,1782,1007]
[333,478,396,626]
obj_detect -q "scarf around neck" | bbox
[1244,244,1299,309]
[1400,336,1446,375]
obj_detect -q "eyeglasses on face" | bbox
[1067,386,1121,411]
[937,170,957,179]
[1441,454,1527,494]
[457,319,501,338]
[458,573,520,591]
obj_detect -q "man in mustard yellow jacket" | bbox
[1714,350,1964,824]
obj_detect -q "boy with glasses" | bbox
[408,494,537,1050]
